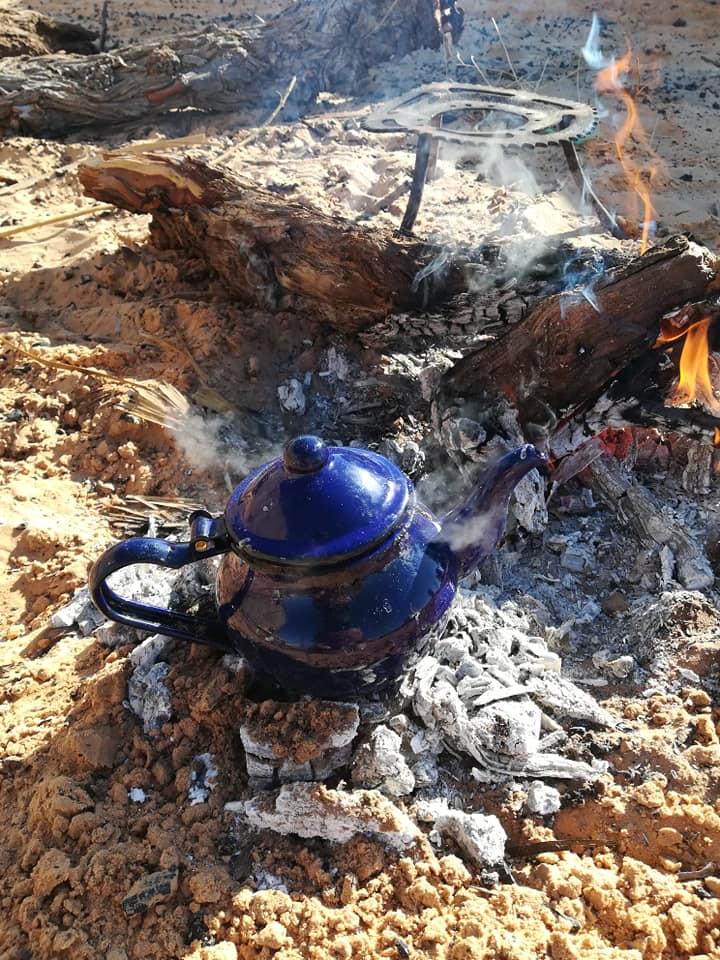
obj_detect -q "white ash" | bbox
[127,634,174,733]
[511,470,549,536]
[470,751,604,783]
[351,724,416,797]
[419,356,455,402]
[318,346,350,382]
[239,726,277,762]
[408,590,612,781]
[472,699,542,760]
[417,798,506,867]
[435,811,507,867]
[657,544,673,588]
[525,781,561,816]
[561,541,595,574]
[411,753,440,788]
[677,667,704,686]
[414,797,456,823]
[390,720,444,790]
[169,557,217,610]
[277,377,306,415]
[89,563,179,647]
[222,653,252,676]
[592,649,635,680]
[188,753,219,806]
[682,441,714,496]
[441,416,488,463]
[231,783,420,851]
[523,673,616,728]
[130,633,174,671]
[251,871,289,894]
[245,755,276,788]
[94,621,128,649]
[51,585,106,635]
[108,562,176,613]
[95,564,229,731]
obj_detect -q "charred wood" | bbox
[360,247,626,353]
[0,0,440,136]
[442,236,718,419]
[586,455,714,590]
[439,236,719,442]
[551,298,720,454]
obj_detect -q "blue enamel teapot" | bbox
[90,436,546,699]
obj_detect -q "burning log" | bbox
[0,0,440,136]
[440,236,720,443]
[553,309,720,456]
[79,153,469,329]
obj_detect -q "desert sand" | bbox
[1,1,720,958]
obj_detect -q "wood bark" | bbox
[441,236,720,429]
[0,6,97,58]
[79,153,467,330]
[0,0,439,136]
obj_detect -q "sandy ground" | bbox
[1,1,720,959]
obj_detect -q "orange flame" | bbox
[596,51,656,253]
[656,317,720,415]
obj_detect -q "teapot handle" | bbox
[89,511,233,649]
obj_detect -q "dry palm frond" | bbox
[0,204,115,240]
[132,324,239,415]
[1,334,146,387]
[192,383,237,415]
[2,335,193,430]
[127,494,200,513]
[105,380,191,431]
[3,331,234,441]
[106,133,210,157]
[106,494,202,535]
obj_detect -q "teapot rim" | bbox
[223,437,416,568]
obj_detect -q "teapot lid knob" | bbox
[283,435,330,474]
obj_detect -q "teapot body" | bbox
[216,507,457,699]
[89,436,545,701]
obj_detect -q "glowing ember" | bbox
[595,50,656,253]
[655,317,720,415]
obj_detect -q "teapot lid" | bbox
[224,436,414,565]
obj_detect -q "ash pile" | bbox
[56,556,620,872]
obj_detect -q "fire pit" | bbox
[363,82,616,235]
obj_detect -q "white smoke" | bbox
[581,12,614,71]
[171,409,283,494]
[441,506,499,554]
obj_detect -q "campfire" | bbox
[656,314,720,417]
[2,2,720,959]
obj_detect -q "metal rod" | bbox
[561,140,626,239]
[399,133,433,236]
[426,134,441,182]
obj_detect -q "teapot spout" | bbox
[439,444,548,579]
